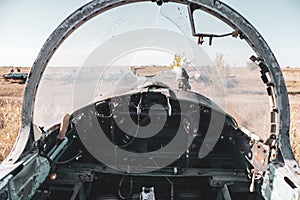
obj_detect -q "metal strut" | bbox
[188,3,242,45]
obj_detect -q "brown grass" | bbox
[0,67,27,162]
[0,86,24,97]
[290,102,300,162]
[0,98,21,161]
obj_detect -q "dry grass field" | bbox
[0,67,29,161]
[0,66,299,164]
[283,68,300,163]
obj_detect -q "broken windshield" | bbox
[34,2,269,139]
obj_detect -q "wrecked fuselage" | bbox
[0,0,299,199]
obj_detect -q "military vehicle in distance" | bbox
[2,68,28,83]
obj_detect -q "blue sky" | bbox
[0,0,299,67]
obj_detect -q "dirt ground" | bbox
[0,66,299,163]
